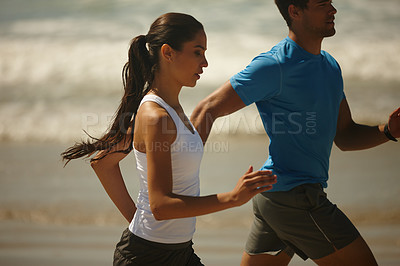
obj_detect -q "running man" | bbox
[191,0,400,265]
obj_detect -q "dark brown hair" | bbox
[274,0,309,27]
[61,13,204,165]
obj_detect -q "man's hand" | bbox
[387,107,400,139]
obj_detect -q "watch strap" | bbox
[384,124,398,142]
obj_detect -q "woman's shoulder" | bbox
[136,101,177,142]
[138,101,170,121]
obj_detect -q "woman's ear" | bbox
[160,44,174,62]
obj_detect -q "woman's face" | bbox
[170,30,208,88]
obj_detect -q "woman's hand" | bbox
[228,166,277,207]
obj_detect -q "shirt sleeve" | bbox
[323,50,346,101]
[230,53,281,106]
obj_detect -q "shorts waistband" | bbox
[130,231,192,250]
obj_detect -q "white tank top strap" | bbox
[139,94,184,133]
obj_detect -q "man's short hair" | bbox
[274,0,309,27]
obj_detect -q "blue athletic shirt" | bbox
[230,37,345,192]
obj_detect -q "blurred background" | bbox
[0,0,399,265]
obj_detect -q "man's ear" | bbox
[160,44,175,62]
[288,4,302,22]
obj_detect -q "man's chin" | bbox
[324,29,336,38]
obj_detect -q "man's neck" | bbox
[288,30,323,55]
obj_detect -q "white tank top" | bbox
[129,95,204,244]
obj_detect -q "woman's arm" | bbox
[143,105,276,221]
[91,131,136,223]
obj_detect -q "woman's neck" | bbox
[149,76,182,108]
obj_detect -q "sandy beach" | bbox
[0,135,399,265]
[0,221,399,266]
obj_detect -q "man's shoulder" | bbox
[267,37,308,64]
[245,50,281,73]
[321,50,341,69]
[244,38,291,67]
[321,50,337,61]
[266,38,289,56]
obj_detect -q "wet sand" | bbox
[0,221,399,266]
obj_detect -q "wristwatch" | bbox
[384,124,398,142]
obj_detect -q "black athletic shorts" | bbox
[113,228,204,266]
[245,183,360,260]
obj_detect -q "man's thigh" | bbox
[244,193,295,257]
[250,184,361,260]
[241,250,292,266]
[241,236,377,266]
[313,236,377,266]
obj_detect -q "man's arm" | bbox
[191,81,246,143]
[334,98,400,151]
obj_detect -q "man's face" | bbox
[300,0,337,38]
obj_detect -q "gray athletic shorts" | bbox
[114,228,204,266]
[245,183,360,260]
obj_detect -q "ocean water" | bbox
[1,0,400,142]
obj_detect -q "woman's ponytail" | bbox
[61,35,154,164]
[61,13,203,165]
